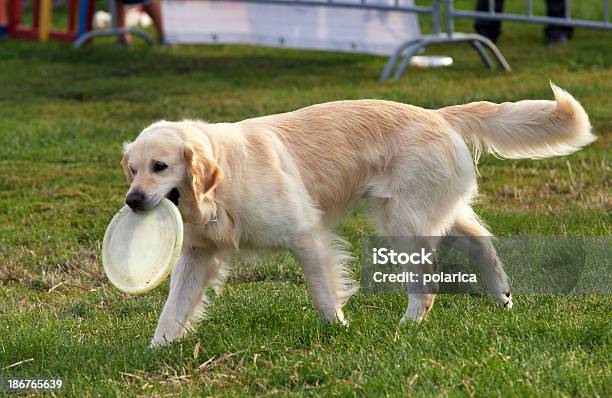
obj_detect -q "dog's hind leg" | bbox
[400,238,439,324]
[444,208,512,309]
[151,248,226,347]
[372,196,442,323]
[291,228,357,325]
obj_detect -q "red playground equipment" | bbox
[0,0,7,36]
[7,0,94,43]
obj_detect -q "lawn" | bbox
[0,1,610,396]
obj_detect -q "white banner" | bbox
[162,0,421,55]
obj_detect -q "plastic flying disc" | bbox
[410,55,454,68]
[102,198,183,295]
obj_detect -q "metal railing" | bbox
[380,0,510,80]
[73,0,154,48]
[73,0,611,81]
[446,0,612,31]
[385,0,611,80]
[195,0,512,80]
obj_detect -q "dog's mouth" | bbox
[166,188,180,206]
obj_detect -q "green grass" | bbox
[0,2,611,396]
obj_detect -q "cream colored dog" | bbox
[121,83,595,347]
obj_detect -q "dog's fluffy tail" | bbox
[438,82,596,160]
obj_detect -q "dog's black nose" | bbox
[126,191,144,210]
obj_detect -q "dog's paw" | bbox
[337,316,350,327]
[150,326,183,348]
[400,300,432,324]
[149,336,172,349]
[335,308,350,327]
[491,292,513,310]
[503,293,513,310]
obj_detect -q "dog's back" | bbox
[240,100,453,216]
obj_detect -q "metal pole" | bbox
[449,8,612,30]
[432,0,440,35]
[109,0,118,28]
[527,0,532,17]
[445,0,454,39]
[76,0,90,39]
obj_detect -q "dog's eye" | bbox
[130,167,137,175]
[152,162,168,173]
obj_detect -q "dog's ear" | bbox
[121,153,134,183]
[183,145,222,223]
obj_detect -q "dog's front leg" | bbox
[150,248,224,348]
[291,228,352,325]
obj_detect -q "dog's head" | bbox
[121,121,222,224]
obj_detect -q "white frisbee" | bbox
[102,198,183,295]
[410,55,454,68]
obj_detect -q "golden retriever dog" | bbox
[121,83,595,347]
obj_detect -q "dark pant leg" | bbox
[545,0,574,40]
[474,0,505,43]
